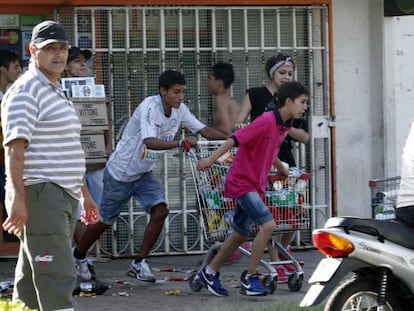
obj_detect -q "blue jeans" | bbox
[77,168,104,220]
[85,169,104,206]
[99,169,166,225]
[232,192,274,237]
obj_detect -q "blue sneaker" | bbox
[240,274,268,296]
[197,268,229,297]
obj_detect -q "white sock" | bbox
[205,265,216,276]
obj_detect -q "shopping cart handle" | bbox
[268,173,286,182]
[268,172,311,182]
[298,172,312,180]
[197,140,227,146]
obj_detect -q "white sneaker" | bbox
[75,258,92,281]
[127,259,156,282]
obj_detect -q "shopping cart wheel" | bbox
[240,270,276,294]
[287,273,303,292]
[188,272,202,292]
[262,275,276,294]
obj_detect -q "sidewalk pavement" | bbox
[1,248,324,311]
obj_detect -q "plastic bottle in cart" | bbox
[273,180,283,191]
[295,179,307,193]
[272,161,289,190]
[289,167,302,177]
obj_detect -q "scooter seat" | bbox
[325,217,414,250]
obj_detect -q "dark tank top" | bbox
[247,86,274,121]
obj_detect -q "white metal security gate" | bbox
[56,5,331,257]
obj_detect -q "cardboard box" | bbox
[80,132,107,164]
[73,99,109,130]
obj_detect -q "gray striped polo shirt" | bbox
[1,63,85,200]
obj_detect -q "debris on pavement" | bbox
[153,267,195,274]
[115,279,133,285]
[118,292,130,297]
[164,289,181,296]
[163,276,188,282]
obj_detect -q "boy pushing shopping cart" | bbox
[187,142,310,294]
[193,81,309,297]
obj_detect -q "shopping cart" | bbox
[369,176,400,219]
[186,141,311,293]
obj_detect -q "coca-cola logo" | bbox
[35,249,55,267]
[35,255,54,263]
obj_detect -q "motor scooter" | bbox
[300,216,414,311]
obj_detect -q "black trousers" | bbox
[396,206,414,228]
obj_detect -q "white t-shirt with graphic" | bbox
[106,94,205,182]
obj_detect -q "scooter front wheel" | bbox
[324,277,402,311]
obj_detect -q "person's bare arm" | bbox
[199,126,229,140]
[144,135,201,151]
[198,138,235,170]
[144,137,184,150]
[273,157,289,177]
[2,138,27,235]
[235,93,252,125]
[80,185,99,224]
[287,127,309,144]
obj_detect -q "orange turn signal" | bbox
[312,231,355,258]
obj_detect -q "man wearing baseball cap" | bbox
[1,20,98,311]
[31,20,70,49]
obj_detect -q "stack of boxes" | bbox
[72,96,109,164]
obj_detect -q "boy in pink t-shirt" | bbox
[197,81,309,297]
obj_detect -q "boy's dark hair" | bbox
[277,81,309,108]
[0,49,20,69]
[211,62,235,89]
[159,70,186,90]
[265,52,295,79]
